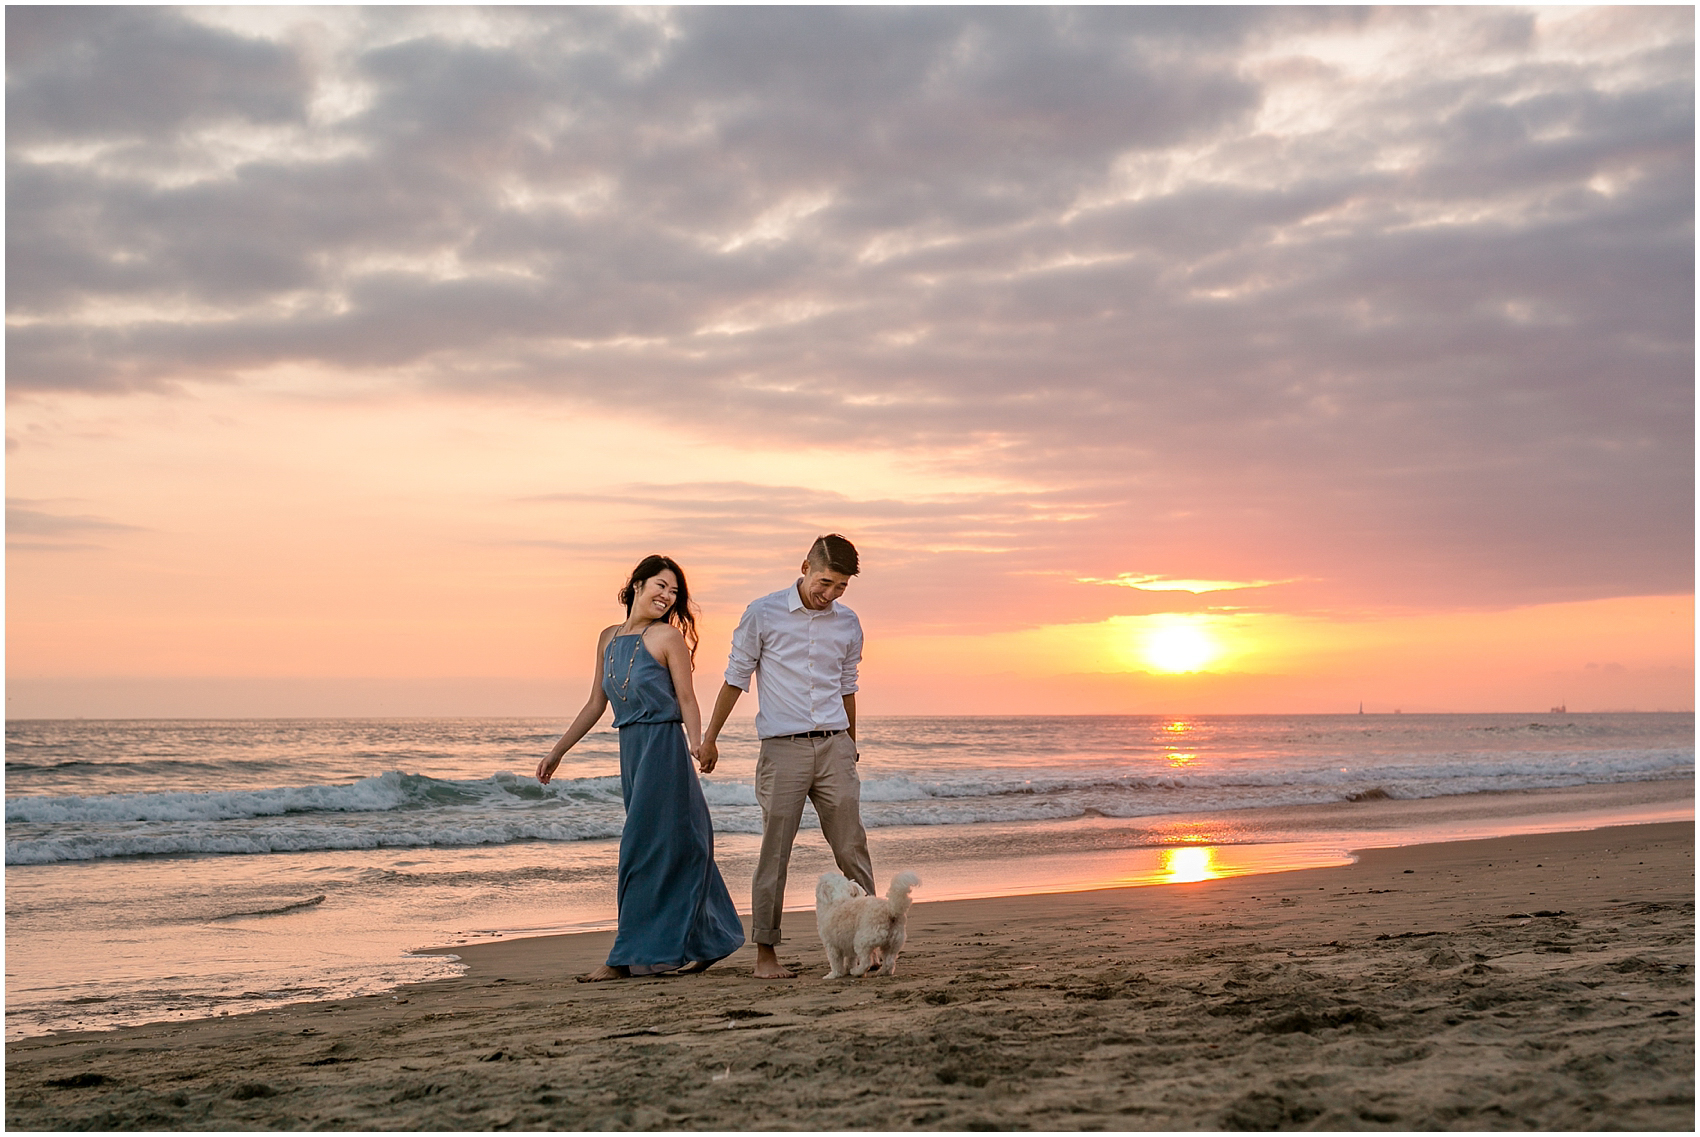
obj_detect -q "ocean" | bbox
[5,712,1692,1039]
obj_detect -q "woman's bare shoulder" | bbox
[644,621,686,646]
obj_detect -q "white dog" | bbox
[815,870,921,978]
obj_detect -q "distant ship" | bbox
[1550,703,1567,714]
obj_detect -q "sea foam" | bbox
[4,742,1689,864]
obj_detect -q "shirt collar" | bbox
[789,579,834,615]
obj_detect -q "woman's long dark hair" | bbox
[618,554,699,661]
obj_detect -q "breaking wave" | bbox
[5,745,1688,865]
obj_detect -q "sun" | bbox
[1142,622,1220,673]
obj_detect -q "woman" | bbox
[537,555,745,980]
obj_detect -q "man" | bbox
[698,534,874,979]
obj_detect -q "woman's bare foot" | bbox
[753,944,795,979]
[576,964,627,982]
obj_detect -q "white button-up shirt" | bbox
[724,582,863,739]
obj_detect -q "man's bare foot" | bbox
[753,945,795,979]
[576,964,627,982]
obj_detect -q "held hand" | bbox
[697,738,719,775]
[537,754,562,785]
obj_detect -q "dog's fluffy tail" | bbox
[886,871,921,913]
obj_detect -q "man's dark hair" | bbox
[806,534,860,576]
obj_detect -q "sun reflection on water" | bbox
[1166,751,1197,768]
[1163,720,1191,734]
[1160,846,1220,883]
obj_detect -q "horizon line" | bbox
[7,709,1692,724]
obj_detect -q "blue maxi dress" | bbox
[601,633,745,973]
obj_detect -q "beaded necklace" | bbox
[606,621,655,702]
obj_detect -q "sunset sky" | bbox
[6,6,1693,719]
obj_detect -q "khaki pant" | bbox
[751,732,874,945]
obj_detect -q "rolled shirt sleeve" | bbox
[839,613,863,695]
[724,602,762,692]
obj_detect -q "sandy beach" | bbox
[7,820,1692,1131]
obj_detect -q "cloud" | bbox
[6,7,310,145]
[510,480,1142,632]
[5,6,1692,612]
[1079,574,1292,594]
[6,498,145,548]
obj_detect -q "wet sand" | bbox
[6,821,1692,1131]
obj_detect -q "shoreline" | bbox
[423,814,1698,985]
[8,819,1692,1130]
[4,778,1689,1041]
[408,776,1697,949]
